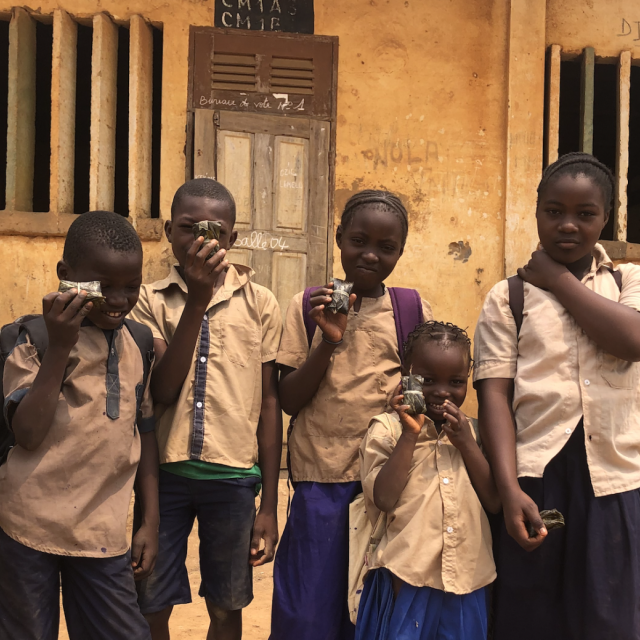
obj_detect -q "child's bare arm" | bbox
[278,285,356,415]
[132,431,160,580]
[441,400,501,514]
[373,386,424,512]
[150,237,228,404]
[476,379,547,550]
[251,361,282,567]
[519,250,640,360]
[11,289,91,451]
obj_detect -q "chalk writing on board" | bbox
[618,18,640,40]
[214,0,314,34]
[237,231,290,251]
[199,95,306,113]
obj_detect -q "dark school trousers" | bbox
[0,527,151,640]
[493,420,640,640]
[270,481,362,640]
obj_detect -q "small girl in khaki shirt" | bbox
[357,321,499,640]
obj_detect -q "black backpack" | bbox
[0,315,154,465]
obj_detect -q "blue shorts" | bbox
[136,469,257,614]
[0,526,150,640]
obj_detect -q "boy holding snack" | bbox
[0,211,158,640]
[131,178,282,640]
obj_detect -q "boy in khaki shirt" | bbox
[0,211,158,640]
[131,179,282,640]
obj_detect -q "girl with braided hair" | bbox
[474,152,640,639]
[356,321,499,640]
[270,190,432,640]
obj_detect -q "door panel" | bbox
[273,136,309,232]
[216,130,253,228]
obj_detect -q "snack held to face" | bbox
[326,278,354,315]
[526,509,565,538]
[401,373,427,416]
[193,220,222,260]
[58,280,105,307]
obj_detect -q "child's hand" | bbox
[390,384,425,436]
[441,400,475,450]
[517,249,568,291]
[503,488,548,552]
[183,236,228,308]
[42,289,91,352]
[308,283,357,344]
[131,522,159,580]
[250,510,278,567]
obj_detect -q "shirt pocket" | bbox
[218,320,259,366]
[597,350,638,389]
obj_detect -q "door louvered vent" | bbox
[212,53,257,91]
[269,57,314,95]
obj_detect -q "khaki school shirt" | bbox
[129,264,281,467]
[473,244,640,497]
[277,288,432,483]
[360,412,496,594]
[0,324,154,557]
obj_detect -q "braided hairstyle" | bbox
[403,321,473,369]
[340,190,409,246]
[537,152,615,213]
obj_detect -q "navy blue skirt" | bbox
[493,420,640,640]
[356,568,488,640]
[270,481,361,640]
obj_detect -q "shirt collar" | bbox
[585,242,614,281]
[152,263,255,306]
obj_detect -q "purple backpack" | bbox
[286,286,424,483]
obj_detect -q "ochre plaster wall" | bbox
[547,0,640,56]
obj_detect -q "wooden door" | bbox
[193,108,331,320]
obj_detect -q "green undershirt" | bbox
[161,460,262,481]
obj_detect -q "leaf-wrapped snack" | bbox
[193,220,222,261]
[526,509,565,538]
[58,280,105,307]
[326,278,354,315]
[401,373,427,416]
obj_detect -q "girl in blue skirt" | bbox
[357,321,500,640]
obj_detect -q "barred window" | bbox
[0,8,163,235]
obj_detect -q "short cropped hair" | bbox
[63,211,142,268]
[171,178,237,224]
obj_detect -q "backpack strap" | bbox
[606,267,623,292]
[123,319,155,390]
[507,275,525,337]
[388,287,424,365]
[20,316,49,360]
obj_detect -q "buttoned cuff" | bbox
[3,387,30,430]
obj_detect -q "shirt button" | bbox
[200,356,206,363]
[584,379,591,386]
[446,527,454,533]
[442,478,450,485]
[565,428,572,435]
[204,314,208,320]
[196,402,203,409]
[437,440,442,447]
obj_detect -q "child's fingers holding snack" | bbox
[391,385,425,435]
[250,511,279,567]
[309,283,352,344]
[42,289,89,350]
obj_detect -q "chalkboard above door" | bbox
[215,0,314,34]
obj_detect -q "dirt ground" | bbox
[60,477,290,640]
